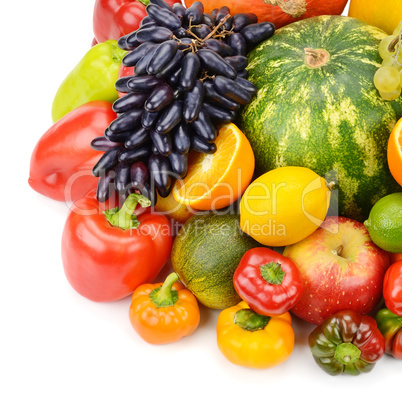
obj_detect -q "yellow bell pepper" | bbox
[216,301,295,369]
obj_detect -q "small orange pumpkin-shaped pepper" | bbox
[129,272,200,344]
[217,301,295,369]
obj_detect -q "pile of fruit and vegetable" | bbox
[28,0,402,375]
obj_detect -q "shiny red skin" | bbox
[283,217,391,325]
[93,0,182,43]
[383,261,402,316]
[394,330,402,358]
[61,191,173,302]
[117,63,135,98]
[376,308,402,359]
[29,101,116,202]
[233,247,304,316]
[309,310,385,375]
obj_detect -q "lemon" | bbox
[240,166,332,247]
[364,193,402,253]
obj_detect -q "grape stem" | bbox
[202,14,232,42]
[200,72,216,82]
[181,14,234,53]
[388,35,400,53]
[185,17,206,46]
[387,32,402,69]
[187,28,203,42]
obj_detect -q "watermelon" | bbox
[240,15,402,222]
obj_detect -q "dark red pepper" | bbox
[309,310,385,376]
[233,247,303,316]
[376,308,402,359]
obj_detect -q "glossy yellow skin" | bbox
[154,191,194,224]
[348,0,401,35]
[240,166,331,247]
[216,301,295,369]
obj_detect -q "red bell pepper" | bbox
[383,260,402,316]
[376,308,402,359]
[61,190,172,302]
[117,63,135,98]
[233,247,304,316]
[29,101,117,202]
[93,0,182,43]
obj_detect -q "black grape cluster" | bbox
[91,0,275,205]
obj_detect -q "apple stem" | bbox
[333,245,344,257]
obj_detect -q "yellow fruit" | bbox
[393,21,402,36]
[154,191,194,224]
[348,1,402,35]
[364,192,402,253]
[240,166,332,247]
[172,123,255,210]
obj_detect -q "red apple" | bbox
[283,216,390,325]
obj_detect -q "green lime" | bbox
[364,193,402,253]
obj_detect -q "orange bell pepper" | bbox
[216,301,295,369]
[129,272,200,344]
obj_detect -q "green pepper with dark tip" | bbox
[375,308,402,359]
[51,40,126,122]
[308,310,385,376]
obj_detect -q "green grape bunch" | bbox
[374,21,402,101]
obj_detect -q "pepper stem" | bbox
[149,272,180,308]
[234,309,270,331]
[104,193,151,230]
[260,262,285,285]
[334,342,361,365]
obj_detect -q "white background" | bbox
[1,1,401,401]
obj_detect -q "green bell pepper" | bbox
[51,39,126,122]
[308,310,385,376]
[375,308,402,359]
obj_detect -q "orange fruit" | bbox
[388,117,402,186]
[172,123,255,210]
